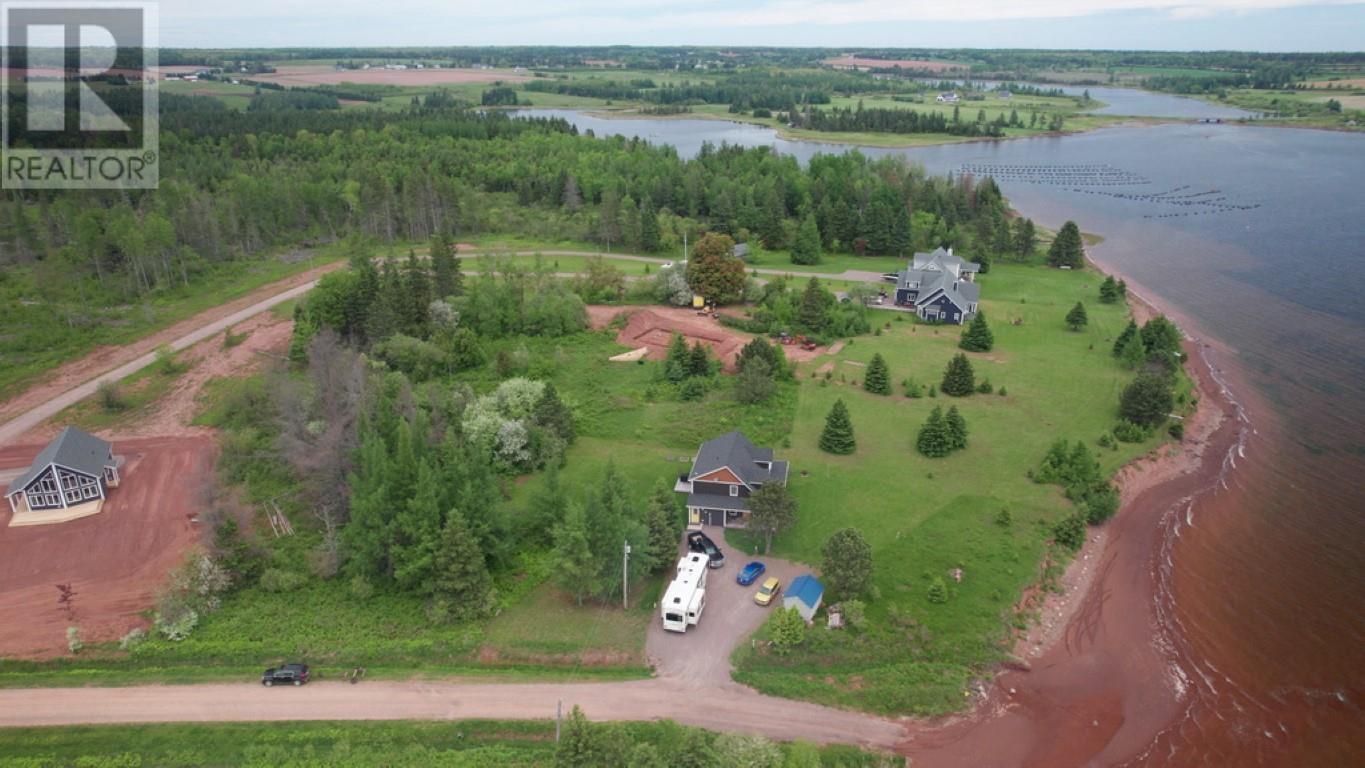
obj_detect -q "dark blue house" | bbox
[893,247,981,324]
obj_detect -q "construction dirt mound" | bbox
[0,436,216,658]
[589,306,750,371]
[587,305,829,370]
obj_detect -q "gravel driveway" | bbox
[645,538,813,690]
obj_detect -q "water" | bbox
[523,107,1365,764]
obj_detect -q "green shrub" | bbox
[926,577,949,604]
[1113,419,1149,443]
[97,381,126,412]
[259,568,307,593]
[1169,422,1185,440]
[1053,515,1086,550]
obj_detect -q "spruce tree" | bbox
[1013,217,1037,260]
[941,353,976,397]
[959,311,994,352]
[863,353,891,395]
[1048,221,1085,268]
[402,249,432,336]
[640,197,661,253]
[818,399,857,455]
[430,231,462,299]
[1098,275,1119,304]
[1112,320,1138,357]
[430,507,493,620]
[687,342,711,377]
[1065,302,1089,331]
[664,332,690,382]
[790,213,823,265]
[552,502,596,606]
[945,405,968,450]
[916,406,951,458]
[1118,331,1147,369]
[533,382,575,444]
[644,480,682,570]
[798,277,829,333]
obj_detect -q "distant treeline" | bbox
[790,105,1009,137]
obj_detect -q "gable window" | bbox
[729,485,739,497]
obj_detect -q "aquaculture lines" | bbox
[959,163,1261,219]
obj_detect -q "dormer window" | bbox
[729,485,739,497]
[756,461,770,469]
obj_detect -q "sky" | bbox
[152,0,1365,51]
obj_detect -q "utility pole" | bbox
[683,230,688,262]
[555,699,562,743]
[622,540,632,610]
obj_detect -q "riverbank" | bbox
[897,258,1245,766]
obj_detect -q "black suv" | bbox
[261,663,310,686]
[686,531,725,568]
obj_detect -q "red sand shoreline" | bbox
[897,260,1246,766]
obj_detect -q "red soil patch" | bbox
[824,55,962,73]
[249,65,531,88]
[590,306,748,372]
[0,436,216,658]
[588,305,831,371]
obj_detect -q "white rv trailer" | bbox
[661,554,709,632]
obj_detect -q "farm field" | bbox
[248,64,532,87]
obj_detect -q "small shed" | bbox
[784,574,824,622]
[732,242,750,261]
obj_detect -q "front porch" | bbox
[687,505,750,529]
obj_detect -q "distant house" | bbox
[4,427,119,517]
[731,242,750,261]
[675,431,789,528]
[784,574,824,622]
[892,247,981,324]
[935,92,960,103]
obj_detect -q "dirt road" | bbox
[0,679,906,748]
[0,264,339,447]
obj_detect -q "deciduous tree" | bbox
[749,482,798,555]
[822,527,873,600]
[1119,373,1175,427]
[685,232,745,304]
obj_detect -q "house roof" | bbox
[686,492,751,512]
[785,574,824,608]
[690,430,784,486]
[5,426,113,498]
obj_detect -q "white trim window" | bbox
[729,484,739,497]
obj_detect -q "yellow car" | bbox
[754,577,781,606]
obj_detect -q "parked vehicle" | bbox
[686,530,725,568]
[737,561,766,586]
[661,554,709,632]
[754,577,781,606]
[261,663,310,686]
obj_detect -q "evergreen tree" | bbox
[1112,320,1138,357]
[758,184,787,250]
[737,336,786,379]
[1141,315,1182,356]
[597,188,622,249]
[1098,275,1119,304]
[941,353,976,396]
[664,332,690,382]
[916,406,952,457]
[1120,373,1175,427]
[959,311,994,352]
[798,277,829,333]
[430,231,461,299]
[822,527,873,600]
[1118,331,1147,369]
[555,706,603,768]
[1048,221,1085,268]
[639,197,661,253]
[552,502,596,606]
[790,213,822,265]
[391,459,443,590]
[945,405,968,450]
[818,399,856,455]
[1065,302,1089,331]
[430,507,493,620]
[687,342,712,377]
[1013,217,1037,260]
[620,195,641,250]
[366,259,403,342]
[526,463,567,547]
[735,357,776,404]
[749,482,798,554]
[863,353,891,395]
[533,382,575,445]
[1117,279,1128,298]
[644,480,682,570]
[402,249,432,336]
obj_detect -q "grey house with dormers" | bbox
[674,431,789,529]
[893,247,981,324]
[5,427,119,516]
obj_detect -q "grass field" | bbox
[0,252,343,403]
[0,720,887,766]
[722,263,1170,714]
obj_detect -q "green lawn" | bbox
[725,264,1170,714]
[0,720,888,766]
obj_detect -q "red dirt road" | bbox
[0,436,215,657]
